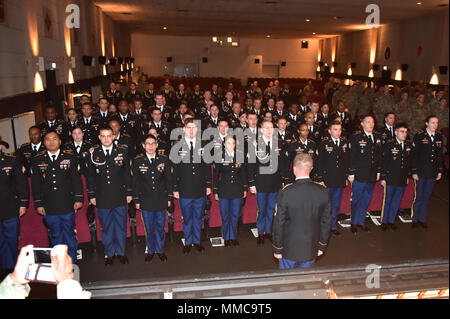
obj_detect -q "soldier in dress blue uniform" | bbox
[109,120,135,159]
[287,123,318,182]
[112,100,142,143]
[248,120,283,245]
[380,123,412,230]
[95,97,113,127]
[86,126,133,266]
[276,117,295,186]
[79,103,101,146]
[30,132,83,263]
[330,100,353,138]
[286,103,302,133]
[411,115,444,228]
[220,91,235,117]
[38,106,71,144]
[227,102,243,129]
[316,121,350,236]
[213,136,249,247]
[148,107,172,145]
[175,84,189,109]
[171,118,212,254]
[132,134,173,263]
[202,104,222,129]
[272,153,331,269]
[66,108,80,131]
[105,81,123,106]
[304,112,322,142]
[0,139,28,273]
[348,115,382,233]
[62,127,92,177]
[150,93,175,125]
[379,112,396,145]
[124,82,143,104]
[16,126,45,176]
[143,83,156,108]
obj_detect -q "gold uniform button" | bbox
[54,187,57,190]
[107,181,111,184]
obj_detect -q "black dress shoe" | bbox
[118,255,129,264]
[389,223,398,230]
[381,223,389,231]
[224,240,231,247]
[145,253,155,263]
[257,235,265,245]
[157,253,168,262]
[264,234,273,242]
[412,222,418,228]
[419,222,428,229]
[104,257,114,266]
[194,244,205,252]
[182,245,191,254]
[350,225,358,234]
[332,229,341,236]
[232,239,240,246]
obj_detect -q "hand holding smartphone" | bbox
[25,248,57,284]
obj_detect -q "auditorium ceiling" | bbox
[94,0,449,38]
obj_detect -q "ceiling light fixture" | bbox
[163,26,167,30]
[417,2,422,5]
[306,19,311,22]
[312,32,316,35]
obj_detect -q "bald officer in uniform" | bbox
[272,153,331,269]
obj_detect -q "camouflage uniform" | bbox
[358,92,373,118]
[431,104,449,129]
[373,93,395,127]
[409,102,432,137]
[393,99,412,125]
[342,89,359,119]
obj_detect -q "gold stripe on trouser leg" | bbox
[140,210,149,254]
[411,179,417,218]
[380,184,387,223]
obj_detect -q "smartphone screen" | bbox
[33,248,52,264]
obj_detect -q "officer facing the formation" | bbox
[380,123,412,230]
[0,140,28,273]
[87,126,133,266]
[16,126,45,176]
[316,121,350,235]
[132,134,173,263]
[171,118,212,254]
[411,115,444,228]
[272,153,331,269]
[248,120,282,245]
[30,132,83,263]
[213,136,249,247]
[348,115,382,233]
[62,127,92,177]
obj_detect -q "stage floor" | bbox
[76,175,449,286]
